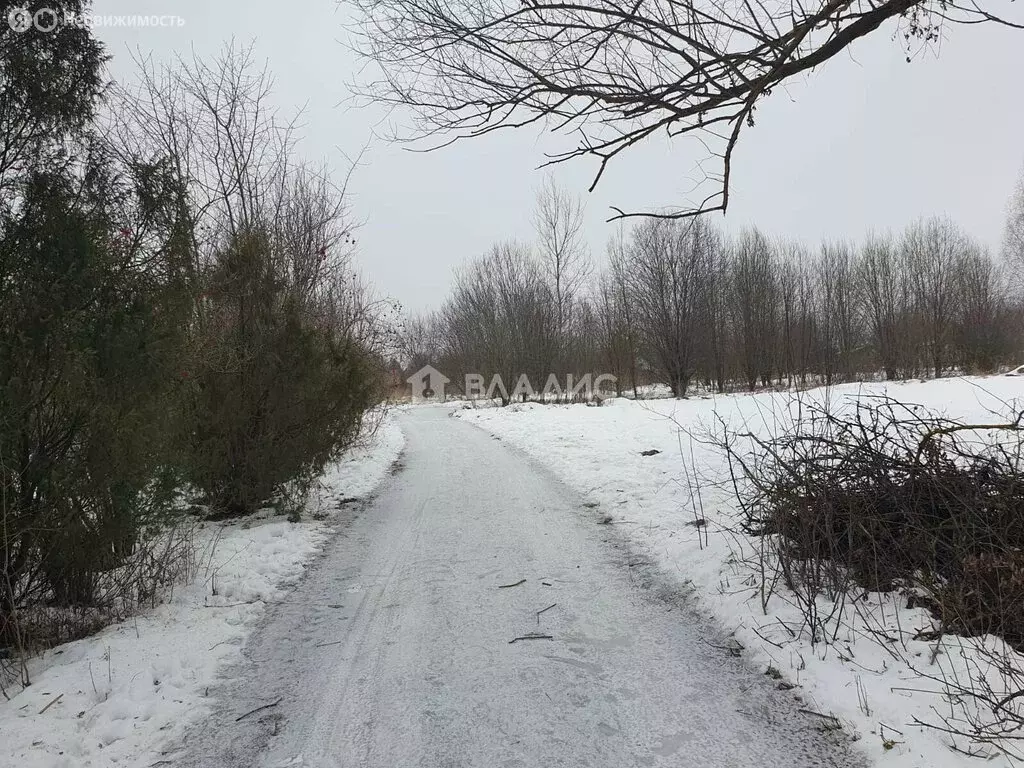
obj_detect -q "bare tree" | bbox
[354,0,1022,218]
[816,240,861,383]
[601,227,641,396]
[729,229,779,390]
[533,176,590,339]
[625,217,718,396]
[955,244,1012,372]
[595,273,628,396]
[1004,164,1024,295]
[902,216,968,377]
[402,311,443,371]
[112,42,300,271]
[696,235,730,392]
[774,240,807,387]
[791,255,820,385]
[858,232,909,379]
[439,243,557,402]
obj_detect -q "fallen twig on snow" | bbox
[798,708,842,729]
[38,692,63,714]
[509,633,554,644]
[699,638,744,657]
[536,603,557,625]
[235,696,283,722]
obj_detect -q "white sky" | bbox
[91,1,1024,312]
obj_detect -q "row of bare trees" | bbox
[599,215,1021,395]
[405,184,1022,400]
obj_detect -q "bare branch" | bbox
[351,0,1020,217]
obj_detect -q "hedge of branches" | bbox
[732,396,1024,646]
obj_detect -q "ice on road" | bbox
[174,407,859,768]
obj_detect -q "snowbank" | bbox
[459,376,1024,768]
[0,414,404,768]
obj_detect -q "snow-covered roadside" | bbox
[0,414,404,768]
[458,377,1024,768]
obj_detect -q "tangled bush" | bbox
[723,394,1024,755]
[733,396,1024,644]
[941,551,1024,644]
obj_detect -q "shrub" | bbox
[0,167,192,650]
[185,228,383,517]
[731,396,1024,644]
[0,3,202,657]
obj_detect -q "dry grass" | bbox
[1,521,198,696]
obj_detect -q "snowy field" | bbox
[0,415,404,768]
[459,376,1024,768]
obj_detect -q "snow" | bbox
[8,381,1023,767]
[167,407,860,768]
[0,413,404,768]
[458,376,1024,768]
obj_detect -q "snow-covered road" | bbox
[172,406,859,768]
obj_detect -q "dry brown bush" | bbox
[720,394,1024,754]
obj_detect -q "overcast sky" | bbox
[90,1,1024,313]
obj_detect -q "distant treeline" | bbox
[406,189,1023,400]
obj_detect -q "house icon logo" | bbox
[407,365,450,402]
